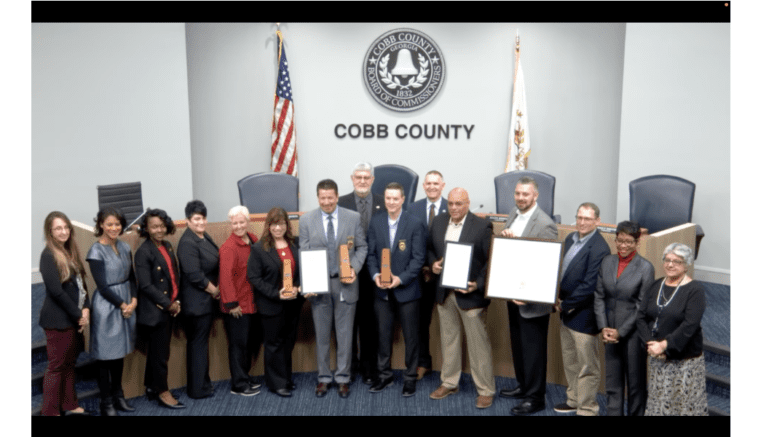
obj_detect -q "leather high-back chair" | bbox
[372,164,419,210]
[237,172,299,214]
[629,174,703,258]
[494,170,561,223]
[97,182,144,231]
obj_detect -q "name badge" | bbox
[398,240,407,251]
[347,236,354,250]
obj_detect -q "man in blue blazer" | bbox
[406,170,447,378]
[555,202,611,416]
[366,183,426,397]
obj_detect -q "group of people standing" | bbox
[37,162,709,416]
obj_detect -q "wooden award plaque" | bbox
[339,244,353,280]
[380,248,392,287]
[282,259,294,297]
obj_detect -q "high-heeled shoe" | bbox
[157,391,186,410]
[100,398,118,417]
[113,395,135,412]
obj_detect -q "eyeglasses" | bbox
[663,258,685,266]
[575,216,596,223]
[615,238,636,246]
[353,176,373,181]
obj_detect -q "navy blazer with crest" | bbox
[366,211,426,303]
[247,237,303,317]
[135,238,180,327]
[559,230,611,334]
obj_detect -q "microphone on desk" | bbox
[471,204,484,212]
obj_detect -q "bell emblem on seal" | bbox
[391,49,418,78]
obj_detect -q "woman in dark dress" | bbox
[177,200,220,399]
[134,208,185,409]
[593,220,654,415]
[637,242,708,416]
[86,207,137,416]
[39,211,91,416]
[247,207,303,397]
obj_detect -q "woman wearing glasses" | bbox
[637,242,708,416]
[593,221,654,416]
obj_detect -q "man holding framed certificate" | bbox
[366,183,426,397]
[299,179,368,399]
[427,188,496,409]
[498,177,559,416]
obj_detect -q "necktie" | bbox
[428,203,436,225]
[358,198,368,233]
[327,214,337,275]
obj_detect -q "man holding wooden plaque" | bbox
[366,183,426,397]
[299,179,367,399]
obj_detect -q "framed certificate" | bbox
[299,249,330,294]
[440,241,474,290]
[485,236,563,304]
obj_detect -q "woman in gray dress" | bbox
[86,207,137,416]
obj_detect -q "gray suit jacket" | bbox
[594,253,655,338]
[504,205,558,318]
[299,206,368,304]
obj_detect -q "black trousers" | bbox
[140,316,173,393]
[224,312,256,391]
[184,313,213,397]
[417,273,437,369]
[260,300,303,391]
[97,358,125,399]
[507,304,550,403]
[351,267,378,376]
[374,293,420,381]
[604,332,647,416]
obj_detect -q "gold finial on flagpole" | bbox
[276,23,283,63]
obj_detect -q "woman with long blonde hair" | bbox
[38,211,91,416]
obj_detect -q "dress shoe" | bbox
[511,400,546,416]
[271,388,292,398]
[429,385,459,400]
[145,387,159,401]
[158,391,186,410]
[553,402,577,413]
[476,395,494,409]
[250,379,262,390]
[315,382,332,398]
[286,382,297,391]
[402,380,416,397]
[189,389,215,400]
[499,386,524,399]
[363,375,376,385]
[369,376,394,393]
[416,366,430,380]
[338,383,351,398]
[113,396,135,412]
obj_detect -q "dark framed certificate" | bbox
[440,241,474,290]
[485,236,563,304]
[299,249,330,294]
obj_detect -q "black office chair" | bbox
[97,182,144,231]
[494,170,561,223]
[237,172,299,214]
[629,174,704,259]
[372,164,419,210]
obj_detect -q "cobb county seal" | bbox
[363,28,446,112]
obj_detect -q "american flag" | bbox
[505,30,531,171]
[271,31,298,176]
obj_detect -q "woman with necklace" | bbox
[247,207,303,397]
[219,205,262,396]
[134,208,185,410]
[637,242,708,416]
[86,207,137,416]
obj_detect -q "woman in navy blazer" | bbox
[38,211,91,416]
[134,208,185,410]
[177,200,220,399]
[594,221,655,416]
[247,207,303,397]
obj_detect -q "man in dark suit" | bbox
[554,202,611,416]
[366,183,426,397]
[338,162,384,384]
[300,179,368,399]
[406,170,447,379]
[427,188,496,409]
[498,177,558,416]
